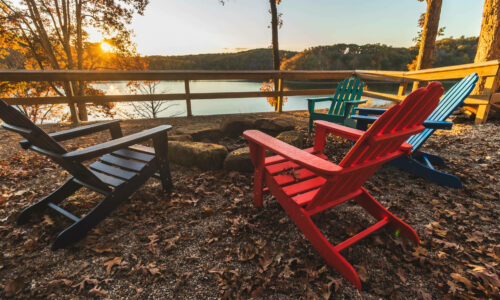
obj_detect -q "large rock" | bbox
[223,147,253,172]
[220,117,255,138]
[169,134,193,141]
[190,128,223,143]
[276,130,304,148]
[254,118,295,134]
[168,141,228,170]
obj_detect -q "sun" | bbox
[100,42,113,52]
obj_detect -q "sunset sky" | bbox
[93,0,484,56]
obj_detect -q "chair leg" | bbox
[52,161,157,250]
[52,193,124,250]
[17,178,81,225]
[282,202,362,290]
[390,156,462,188]
[249,143,265,208]
[354,188,420,245]
[153,134,173,192]
[417,151,445,166]
[308,118,314,133]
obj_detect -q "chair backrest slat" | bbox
[307,83,443,211]
[328,77,363,116]
[407,73,478,150]
[0,99,109,191]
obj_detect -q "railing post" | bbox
[275,77,284,113]
[475,67,500,124]
[66,81,80,124]
[184,79,192,117]
[397,81,408,97]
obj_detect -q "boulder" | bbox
[190,128,223,143]
[276,130,304,148]
[223,147,253,172]
[254,118,295,134]
[220,117,255,138]
[168,141,228,170]
[169,134,193,141]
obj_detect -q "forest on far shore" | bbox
[141,36,478,71]
[0,36,479,72]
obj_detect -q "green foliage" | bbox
[281,37,478,71]
[145,49,297,70]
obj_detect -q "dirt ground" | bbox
[0,111,498,299]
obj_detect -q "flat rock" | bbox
[223,147,253,172]
[276,130,304,148]
[254,118,295,134]
[168,141,228,170]
[220,117,255,138]
[190,128,223,142]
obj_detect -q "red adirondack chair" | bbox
[244,82,443,290]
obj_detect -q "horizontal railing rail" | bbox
[0,59,499,124]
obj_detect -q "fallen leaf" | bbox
[43,214,54,226]
[89,286,107,297]
[451,273,473,290]
[355,265,369,282]
[103,257,122,274]
[4,277,24,297]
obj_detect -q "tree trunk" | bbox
[474,0,500,93]
[269,0,281,111]
[412,0,442,90]
[269,0,280,71]
[75,0,87,121]
[472,0,500,121]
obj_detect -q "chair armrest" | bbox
[50,120,122,141]
[244,130,342,176]
[351,115,378,130]
[314,120,364,141]
[306,97,336,103]
[20,120,122,149]
[63,125,172,161]
[423,120,453,130]
[354,107,387,115]
[344,99,367,104]
[351,116,453,130]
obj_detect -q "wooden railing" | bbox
[0,59,499,124]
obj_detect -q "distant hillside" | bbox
[280,36,478,71]
[145,48,297,70]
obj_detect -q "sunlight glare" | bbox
[100,42,113,52]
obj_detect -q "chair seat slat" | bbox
[90,161,137,180]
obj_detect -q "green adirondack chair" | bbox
[307,76,365,132]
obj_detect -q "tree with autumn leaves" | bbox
[0,0,150,122]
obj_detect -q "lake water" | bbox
[93,80,399,120]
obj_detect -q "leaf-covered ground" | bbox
[0,111,498,299]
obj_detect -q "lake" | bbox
[93,80,402,120]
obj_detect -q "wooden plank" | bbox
[47,203,80,222]
[100,154,145,172]
[463,95,490,105]
[334,218,389,252]
[362,91,405,103]
[0,69,354,82]
[273,168,316,186]
[113,148,155,162]
[282,176,326,196]
[90,161,137,180]
[3,89,342,106]
[90,170,125,187]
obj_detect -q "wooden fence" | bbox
[1,59,499,124]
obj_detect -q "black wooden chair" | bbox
[0,99,173,250]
